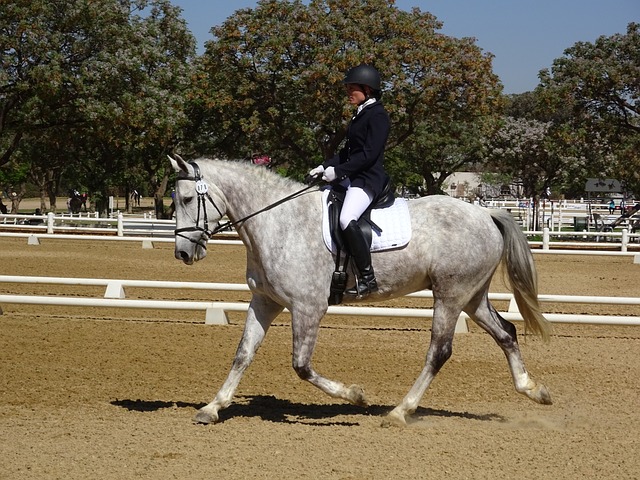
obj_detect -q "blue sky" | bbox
[172,0,638,94]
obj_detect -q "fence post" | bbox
[508,298,519,312]
[117,213,124,237]
[621,229,628,253]
[47,212,55,234]
[454,316,468,333]
[104,281,125,299]
[543,227,549,250]
[205,308,229,325]
[558,211,563,232]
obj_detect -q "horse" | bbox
[68,190,86,214]
[169,155,552,426]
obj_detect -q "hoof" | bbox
[193,408,218,424]
[381,408,407,428]
[347,384,369,407]
[524,383,553,405]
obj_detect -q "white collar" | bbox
[356,98,377,116]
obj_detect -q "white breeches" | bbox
[339,186,373,230]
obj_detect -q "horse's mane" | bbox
[197,157,303,194]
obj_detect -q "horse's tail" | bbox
[489,209,552,342]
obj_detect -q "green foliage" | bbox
[2,1,637,210]
[391,114,500,195]
[1,0,196,213]
[540,23,639,134]
[496,23,640,201]
[484,115,590,201]
[538,22,640,197]
[196,0,502,181]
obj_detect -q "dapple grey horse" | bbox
[169,156,552,426]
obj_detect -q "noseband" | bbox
[174,160,323,250]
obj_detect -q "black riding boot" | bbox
[342,220,378,297]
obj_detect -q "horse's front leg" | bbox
[290,307,368,407]
[384,301,459,427]
[194,294,283,424]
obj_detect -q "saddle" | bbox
[326,180,396,253]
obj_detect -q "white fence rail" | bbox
[2,227,640,258]
[3,209,640,251]
[530,227,640,253]
[1,211,175,237]
[1,275,638,329]
[484,199,640,232]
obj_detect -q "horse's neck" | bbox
[211,167,281,216]
[206,161,305,237]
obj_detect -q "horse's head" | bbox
[169,155,227,265]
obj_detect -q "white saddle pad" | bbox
[322,190,412,253]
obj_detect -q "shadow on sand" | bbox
[111,395,506,426]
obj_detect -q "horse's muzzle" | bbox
[174,230,209,265]
[175,238,208,264]
[176,249,194,265]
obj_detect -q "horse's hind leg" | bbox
[467,297,552,405]
[194,294,283,424]
[290,307,368,407]
[384,301,459,427]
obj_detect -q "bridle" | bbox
[174,161,322,250]
[173,162,227,248]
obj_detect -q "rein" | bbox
[174,161,323,247]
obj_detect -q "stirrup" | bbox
[346,276,378,298]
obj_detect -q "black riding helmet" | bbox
[343,64,381,92]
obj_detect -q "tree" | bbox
[1,0,196,214]
[503,91,607,201]
[388,115,499,196]
[0,159,29,213]
[73,0,196,215]
[196,0,502,183]
[538,22,640,197]
[483,117,586,228]
[484,118,551,197]
[10,127,77,213]
[1,0,86,168]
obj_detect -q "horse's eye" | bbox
[183,196,194,205]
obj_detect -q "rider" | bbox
[308,64,391,298]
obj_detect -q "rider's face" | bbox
[345,83,369,105]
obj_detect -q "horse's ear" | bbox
[168,154,189,174]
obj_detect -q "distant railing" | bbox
[2,211,639,252]
[483,199,640,234]
[527,227,640,253]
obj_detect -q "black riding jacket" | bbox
[323,100,390,199]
